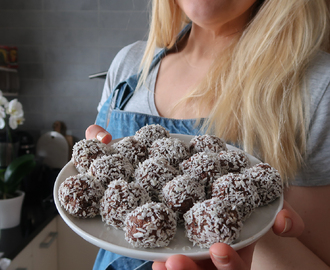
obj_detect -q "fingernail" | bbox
[96,131,108,142]
[281,217,292,234]
[211,253,229,265]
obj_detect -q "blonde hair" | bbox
[138,0,186,86]
[140,0,330,184]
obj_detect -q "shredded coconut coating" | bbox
[180,152,221,198]
[218,149,251,175]
[134,157,180,202]
[184,198,243,248]
[244,163,283,206]
[58,174,104,218]
[149,137,190,168]
[162,175,206,223]
[134,124,170,148]
[64,129,279,250]
[100,179,150,229]
[112,137,148,168]
[189,134,227,154]
[89,154,134,188]
[124,202,177,248]
[72,139,115,174]
[212,173,260,220]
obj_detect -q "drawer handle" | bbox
[39,232,58,248]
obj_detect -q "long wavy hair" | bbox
[139,0,330,184]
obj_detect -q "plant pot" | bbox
[0,190,25,229]
[0,141,20,167]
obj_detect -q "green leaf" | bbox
[4,154,36,195]
[0,168,5,181]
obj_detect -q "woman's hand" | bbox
[85,125,112,144]
[152,243,256,270]
[152,201,304,270]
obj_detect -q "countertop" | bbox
[0,167,60,260]
[0,195,58,260]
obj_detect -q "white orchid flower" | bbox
[0,92,8,107]
[0,93,25,133]
[0,106,5,129]
[0,117,5,129]
[9,115,24,130]
[0,106,5,119]
[6,99,24,117]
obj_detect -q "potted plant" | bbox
[0,154,36,229]
[0,90,25,167]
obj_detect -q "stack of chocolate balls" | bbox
[58,124,283,249]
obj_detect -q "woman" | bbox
[87,0,330,269]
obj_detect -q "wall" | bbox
[0,0,149,142]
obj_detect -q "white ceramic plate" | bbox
[54,134,283,262]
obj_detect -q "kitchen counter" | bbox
[0,167,60,260]
[0,195,58,260]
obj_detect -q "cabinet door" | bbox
[7,244,33,270]
[57,216,99,270]
[32,218,58,270]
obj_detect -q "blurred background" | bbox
[0,0,150,142]
[0,2,150,269]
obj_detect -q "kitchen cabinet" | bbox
[6,244,33,270]
[56,216,99,270]
[32,220,58,270]
[7,215,99,270]
[8,217,58,270]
